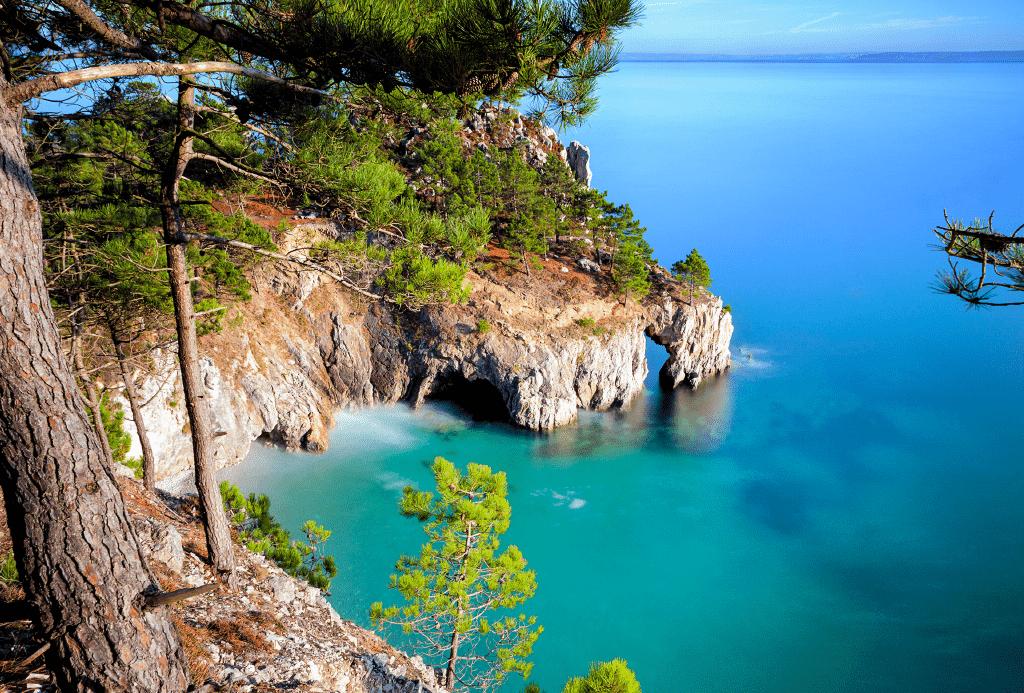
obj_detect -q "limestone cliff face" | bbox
[647,293,734,390]
[119,255,731,482]
[356,302,650,431]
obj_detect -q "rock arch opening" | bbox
[427,374,511,423]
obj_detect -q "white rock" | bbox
[268,575,296,603]
[566,141,592,187]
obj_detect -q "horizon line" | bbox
[620,50,1024,63]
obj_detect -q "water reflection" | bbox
[650,374,735,454]
[536,374,735,459]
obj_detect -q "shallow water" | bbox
[222,62,1024,692]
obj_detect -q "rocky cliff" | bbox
[0,478,448,693]
[113,237,731,484]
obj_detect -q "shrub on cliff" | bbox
[371,457,542,692]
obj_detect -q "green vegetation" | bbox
[672,248,713,304]
[477,319,492,334]
[32,78,666,327]
[0,552,18,587]
[723,304,733,314]
[98,393,144,479]
[220,482,339,593]
[562,659,642,693]
[371,457,541,692]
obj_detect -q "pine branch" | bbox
[6,60,335,105]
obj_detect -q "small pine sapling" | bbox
[371,457,542,692]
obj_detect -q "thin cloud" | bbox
[791,15,988,33]
[790,12,840,33]
[860,16,986,31]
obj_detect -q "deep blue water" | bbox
[223,63,1024,693]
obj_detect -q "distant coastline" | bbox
[621,51,1024,64]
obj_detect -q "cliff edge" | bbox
[112,220,731,483]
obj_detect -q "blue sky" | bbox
[621,1,1024,53]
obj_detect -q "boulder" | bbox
[268,575,296,603]
[150,523,185,574]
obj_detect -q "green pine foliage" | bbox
[377,247,471,308]
[561,659,642,693]
[0,552,18,587]
[99,393,142,477]
[611,240,651,303]
[672,249,712,304]
[220,482,340,593]
[370,457,542,692]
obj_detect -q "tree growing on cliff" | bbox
[612,239,651,304]
[608,203,651,303]
[672,249,712,305]
[371,457,542,692]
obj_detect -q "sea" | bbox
[221,61,1024,693]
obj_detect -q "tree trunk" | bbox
[160,76,236,586]
[0,81,188,693]
[110,322,158,492]
[445,629,460,690]
[445,521,475,690]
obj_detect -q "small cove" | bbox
[221,62,1024,692]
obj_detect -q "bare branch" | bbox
[190,152,280,185]
[180,231,381,300]
[6,60,336,106]
[51,0,160,59]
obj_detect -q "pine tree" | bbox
[612,240,650,304]
[371,457,542,692]
[672,248,712,305]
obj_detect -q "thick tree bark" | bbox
[110,322,158,492]
[161,76,237,585]
[0,81,188,692]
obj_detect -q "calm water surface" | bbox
[223,63,1024,693]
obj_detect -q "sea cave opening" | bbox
[426,374,512,423]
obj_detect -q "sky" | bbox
[621,1,1024,54]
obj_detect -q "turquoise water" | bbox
[222,63,1024,692]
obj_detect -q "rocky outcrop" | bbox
[114,230,730,482]
[566,141,593,187]
[355,302,649,431]
[648,294,733,389]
